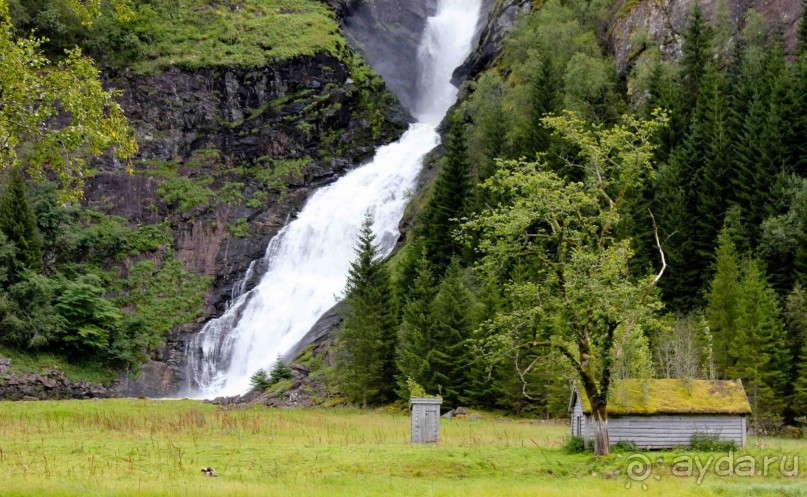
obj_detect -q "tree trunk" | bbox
[593,407,610,455]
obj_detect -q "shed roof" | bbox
[570,379,751,416]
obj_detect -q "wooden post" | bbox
[410,397,443,444]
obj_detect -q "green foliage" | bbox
[426,260,478,406]
[0,0,136,201]
[156,176,215,214]
[396,247,436,396]
[464,111,667,452]
[227,218,251,238]
[690,432,736,452]
[251,157,310,197]
[730,259,789,426]
[706,228,742,378]
[0,175,209,371]
[250,369,272,391]
[270,357,293,384]
[563,435,586,453]
[0,168,43,279]
[612,440,637,452]
[679,3,713,110]
[405,377,440,399]
[786,285,807,416]
[420,116,472,273]
[27,0,346,71]
[55,274,122,351]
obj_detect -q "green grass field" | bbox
[0,400,804,496]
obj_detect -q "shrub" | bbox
[563,435,586,453]
[613,440,638,452]
[690,433,736,452]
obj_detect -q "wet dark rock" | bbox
[207,346,333,409]
[340,0,439,114]
[96,51,407,398]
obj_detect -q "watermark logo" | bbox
[624,452,801,489]
[624,454,662,490]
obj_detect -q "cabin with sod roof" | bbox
[569,379,751,449]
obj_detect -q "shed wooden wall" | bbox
[581,414,746,449]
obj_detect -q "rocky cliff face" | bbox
[339,0,438,113]
[89,51,406,397]
[453,0,533,85]
[609,0,802,74]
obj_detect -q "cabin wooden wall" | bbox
[580,414,746,449]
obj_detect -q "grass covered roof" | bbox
[573,379,752,416]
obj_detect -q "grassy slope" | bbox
[0,400,804,496]
[133,0,343,72]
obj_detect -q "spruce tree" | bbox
[425,259,477,406]
[680,3,714,111]
[395,247,436,396]
[785,285,807,416]
[733,32,795,241]
[0,167,43,280]
[334,215,398,407]
[420,116,472,274]
[661,64,733,309]
[730,259,789,426]
[522,54,563,160]
[706,228,742,378]
[269,356,293,384]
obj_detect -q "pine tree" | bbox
[269,356,293,384]
[425,259,477,406]
[730,259,789,426]
[521,54,563,159]
[679,3,714,111]
[644,61,687,163]
[395,247,436,396]
[660,64,733,309]
[0,167,43,280]
[785,285,807,416]
[733,32,795,241]
[706,228,742,378]
[334,215,398,407]
[420,116,472,274]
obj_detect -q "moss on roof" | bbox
[575,379,751,416]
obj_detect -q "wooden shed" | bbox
[569,379,751,449]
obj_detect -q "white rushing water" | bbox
[185,0,483,398]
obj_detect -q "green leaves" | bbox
[0,0,136,201]
[465,111,666,429]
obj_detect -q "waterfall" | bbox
[184,0,483,398]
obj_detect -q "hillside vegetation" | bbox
[327,0,807,442]
[8,0,345,70]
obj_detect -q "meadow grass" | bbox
[0,399,803,496]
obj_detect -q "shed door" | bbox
[424,407,438,443]
[576,416,582,437]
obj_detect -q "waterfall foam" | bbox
[184,0,483,398]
